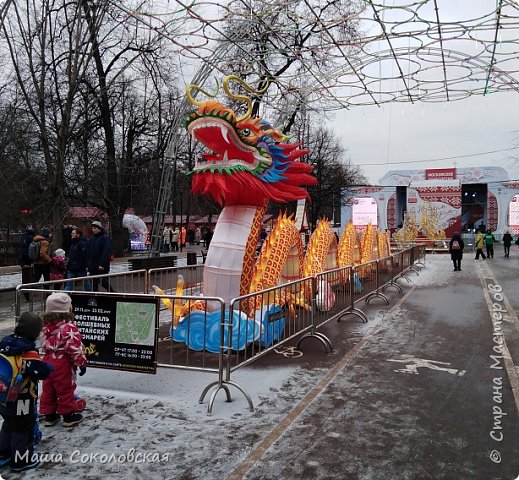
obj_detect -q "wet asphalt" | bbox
[229,251,519,480]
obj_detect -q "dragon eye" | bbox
[240,128,251,137]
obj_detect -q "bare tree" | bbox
[220,0,363,130]
[0,98,42,229]
[1,0,184,253]
[305,126,366,228]
[1,0,97,243]
[76,0,183,253]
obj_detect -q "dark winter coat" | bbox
[449,235,464,260]
[0,335,53,417]
[18,229,34,266]
[502,233,513,247]
[68,236,88,274]
[86,231,112,274]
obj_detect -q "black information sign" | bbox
[71,294,159,374]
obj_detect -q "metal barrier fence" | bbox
[152,291,228,406]
[215,246,423,411]
[14,269,148,319]
[228,276,317,366]
[147,264,204,296]
[14,244,423,413]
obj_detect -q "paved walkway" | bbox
[1,251,518,479]
[226,253,519,479]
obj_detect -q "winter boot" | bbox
[43,413,61,426]
[63,412,83,427]
[11,459,40,473]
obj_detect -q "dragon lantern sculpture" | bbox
[167,75,387,352]
[185,75,319,306]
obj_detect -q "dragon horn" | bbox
[223,75,270,122]
[185,80,219,107]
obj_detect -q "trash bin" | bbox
[21,265,34,284]
[187,252,197,265]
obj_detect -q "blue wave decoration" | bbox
[171,310,260,353]
[254,305,286,347]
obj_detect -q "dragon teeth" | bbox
[220,124,230,144]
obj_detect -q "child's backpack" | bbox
[451,240,460,250]
[0,351,40,406]
[27,240,41,261]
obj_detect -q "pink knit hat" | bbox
[45,292,72,313]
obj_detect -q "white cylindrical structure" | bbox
[203,205,259,305]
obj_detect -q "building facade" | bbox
[341,167,519,236]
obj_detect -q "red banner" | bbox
[425,168,456,180]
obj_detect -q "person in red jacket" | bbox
[39,293,87,427]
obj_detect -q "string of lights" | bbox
[105,0,519,109]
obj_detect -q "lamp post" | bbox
[179,190,183,253]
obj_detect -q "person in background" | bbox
[502,230,513,258]
[484,229,495,259]
[171,226,179,252]
[64,228,88,291]
[474,228,486,260]
[61,224,73,256]
[194,226,201,246]
[162,226,171,253]
[203,227,213,249]
[86,221,114,292]
[449,232,464,271]
[187,227,195,246]
[50,249,67,289]
[180,226,187,249]
[32,228,52,284]
[18,225,35,267]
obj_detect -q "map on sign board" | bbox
[115,302,156,346]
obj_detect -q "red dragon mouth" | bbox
[188,117,268,173]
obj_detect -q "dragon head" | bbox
[184,81,316,206]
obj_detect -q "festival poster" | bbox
[408,183,462,238]
[352,197,378,227]
[71,294,159,374]
[510,195,519,228]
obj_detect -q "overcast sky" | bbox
[170,0,519,188]
[336,90,519,185]
[330,0,519,186]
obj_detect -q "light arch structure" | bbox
[3,0,511,253]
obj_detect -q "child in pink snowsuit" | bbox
[49,248,66,282]
[39,293,87,427]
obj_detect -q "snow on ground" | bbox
[404,254,452,287]
[5,256,447,479]
[21,364,330,480]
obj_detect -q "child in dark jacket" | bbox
[0,312,53,473]
[39,293,87,428]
